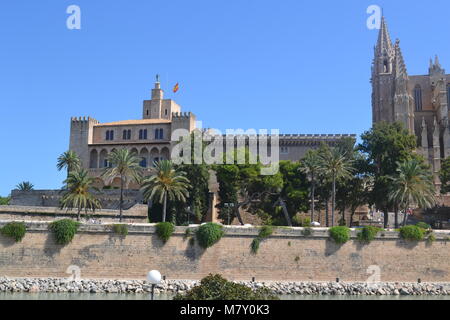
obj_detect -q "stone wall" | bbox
[10,190,143,210]
[0,205,148,223]
[0,222,449,282]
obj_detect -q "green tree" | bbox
[388,159,436,226]
[0,196,10,205]
[57,151,81,177]
[101,149,143,222]
[318,147,354,227]
[359,122,417,228]
[439,157,450,194]
[16,181,34,191]
[60,169,102,221]
[299,150,321,222]
[141,160,190,222]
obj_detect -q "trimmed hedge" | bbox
[399,225,425,241]
[0,222,26,242]
[416,222,431,230]
[357,226,382,243]
[329,226,351,244]
[155,222,175,243]
[112,224,128,237]
[196,223,224,249]
[49,219,80,245]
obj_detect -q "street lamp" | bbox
[147,270,162,300]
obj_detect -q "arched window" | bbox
[123,130,131,140]
[143,129,147,140]
[139,129,143,140]
[140,158,147,168]
[414,85,423,111]
[155,129,159,140]
[123,130,127,140]
[110,130,114,141]
[106,131,110,141]
[159,128,164,140]
[127,130,131,140]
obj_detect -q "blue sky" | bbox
[1,0,449,195]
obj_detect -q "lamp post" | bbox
[147,270,162,301]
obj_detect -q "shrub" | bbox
[0,222,26,242]
[112,224,128,237]
[196,223,224,249]
[250,226,274,254]
[427,232,436,244]
[250,238,260,254]
[49,219,80,245]
[329,226,351,244]
[155,222,175,243]
[174,274,278,300]
[416,222,431,230]
[302,227,313,237]
[399,225,425,241]
[357,226,382,243]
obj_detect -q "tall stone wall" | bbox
[0,222,449,282]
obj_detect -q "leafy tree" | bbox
[57,151,81,177]
[101,149,142,222]
[439,157,450,194]
[359,122,417,228]
[141,160,190,222]
[388,159,436,226]
[174,274,278,300]
[60,169,102,221]
[16,181,34,191]
[318,147,354,227]
[0,196,11,205]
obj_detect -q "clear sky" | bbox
[1,0,449,195]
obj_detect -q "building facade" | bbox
[372,17,450,187]
[70,77,355,189]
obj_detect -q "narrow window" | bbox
[139,129,143,140]
[414,85,423,111]
[140,158,147,168]
[155,129,159,140]
[159,128,164,140]
[123,130,127,140]
[165,109,168,116]
[110,130,114,141]
[144,129,148,140]
[447,84,450,108]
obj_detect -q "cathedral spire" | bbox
[376,16,393,55]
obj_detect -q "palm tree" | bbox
[141,160,190,222]
[300,150,321,223]
[60,169,101,221]
[16,181,34,191]
[101,149,143,222]
[319,148,354,227]
[388,159,436,227]
[57,151,81,177]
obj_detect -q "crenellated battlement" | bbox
[71,116,99,124]
[171,112,193,119]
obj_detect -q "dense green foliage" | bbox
[196,223,224,249]
[357,226,382,243]
[416,222,431,230]
[439,157,450,194]
[0,196,10,205]
[329,226,351,244]
[0,222,26,242]
[399,225,425,241]
[173,274,278,300]
[359,122,418,228]
[155,222,175,243]
[49,219,80,245]
[251,225,274,254]
[112,224,129,237]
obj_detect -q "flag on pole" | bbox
[173,83,179,93]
